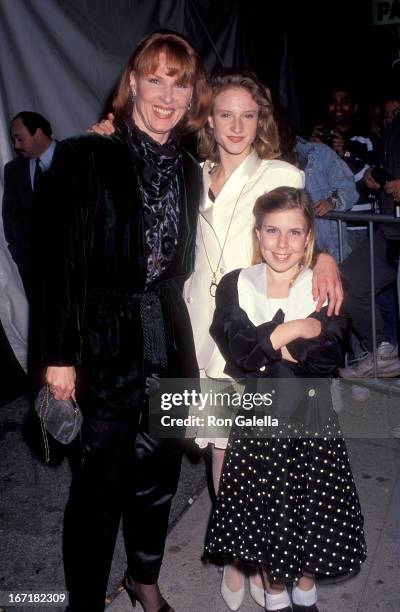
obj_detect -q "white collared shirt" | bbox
[237,263,324,326]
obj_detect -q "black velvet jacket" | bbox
[209,269,349,431]
[210,269,348,379]
[40,133,201,419]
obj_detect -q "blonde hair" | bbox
[197,67,280,162]
[112,31,211,133]
[252,187,315,270]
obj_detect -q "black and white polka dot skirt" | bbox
[205,432,367,582]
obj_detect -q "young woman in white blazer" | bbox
[183,68,343,610]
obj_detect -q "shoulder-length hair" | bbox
[252,187,315,270]
[197,67,280,162]
[112,31,211,134]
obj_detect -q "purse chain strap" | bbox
[39,384,51,462]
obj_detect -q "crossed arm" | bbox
[210,270,347,378]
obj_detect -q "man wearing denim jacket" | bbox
[296,136,358,261]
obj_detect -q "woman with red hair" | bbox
[41,32,211,612]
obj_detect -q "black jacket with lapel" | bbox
[39,132,202,419]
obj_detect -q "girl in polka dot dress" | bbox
[206,187,366,612]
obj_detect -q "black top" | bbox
[210,268,349,380]
[39,132,202,419]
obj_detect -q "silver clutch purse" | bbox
[34,385,83,461]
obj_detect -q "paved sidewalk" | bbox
[0,396,206,612]
[108,438,400,612]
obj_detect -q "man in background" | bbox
[2,111,56,299]
[310,84,376,250]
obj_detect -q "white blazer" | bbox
[183,150,304,378]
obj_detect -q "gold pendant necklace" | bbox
[210,273,218,298]
[199,180,248,297]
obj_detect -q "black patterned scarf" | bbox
[125,121,182,288]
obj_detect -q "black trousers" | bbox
[64,417,182,612]
[340,228,398,351]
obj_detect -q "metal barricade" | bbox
[323,211,400,380]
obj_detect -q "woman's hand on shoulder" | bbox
[45,366,76,400]
[87,112,116,135]
[312,252,343,316]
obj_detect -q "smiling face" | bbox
[130,52,193,144]
[327,89,358,129]
[208,87,259,162]
[256,207,309,276]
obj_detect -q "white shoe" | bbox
[292,583,318,609]
[265,585,292,611]
[221,565,245,611]
[249,574,265,607]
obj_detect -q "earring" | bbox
[131,91,136,103]
[188,100,192,110]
